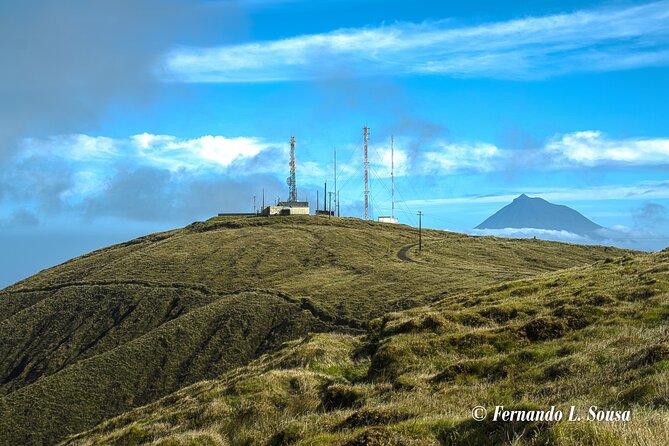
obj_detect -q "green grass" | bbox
[62,249,669,446]
[0,215,631,445]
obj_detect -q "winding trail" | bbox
[397,243,419,263]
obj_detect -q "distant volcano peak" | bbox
[476,194,602,235]
[513,193,543,202]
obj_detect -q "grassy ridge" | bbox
[6,216,625,324]
[63,250,669,445]
[0,216,628,445]
[0,290,333,445]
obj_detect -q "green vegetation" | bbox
[63,249,669,445]
[0,216,631,445]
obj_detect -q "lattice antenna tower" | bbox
[287,135,297,202]
[363,126,369,220]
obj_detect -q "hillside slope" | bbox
[64,249,669,446]
[0,216,627,445]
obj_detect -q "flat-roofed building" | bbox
[262,201,310,216]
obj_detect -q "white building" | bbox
[378,216,399,224]
[262,201,310,216]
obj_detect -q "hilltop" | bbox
[476,194,603,235]
[63,248,669,446]
[0,215,628,445]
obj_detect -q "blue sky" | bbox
[1,0,669,287]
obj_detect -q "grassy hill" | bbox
[63,249,669,446]
[0,216,628,445]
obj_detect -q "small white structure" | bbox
[263,201,310,216]
[378,216,399,224]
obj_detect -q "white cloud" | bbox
[340,138,501,179]
[163,1,669,82]
[546,131,669,166]
[299,161,328,180]
[423,142,501,173]
[405,131,669,175]
[14,133,285,205]
[131,133,281,171]
[122,130,669,181]
[363,141,410,178]
[469,226,669,251]
[21,134,119,162]
[23,133,282,172]
[307,130,669,181]
[471,227,588,242]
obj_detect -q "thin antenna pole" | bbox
[253,195,256,214]
[324,182,327,212]
[328,192,333,219]
[363,126,369,220]
[417,211,423,252]
[391,135,395,220]
[334,146,337,216]
[316,190,319,212]
[337,191,340,217]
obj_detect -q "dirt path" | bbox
[397,243,419,262]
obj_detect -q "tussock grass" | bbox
[63,248,669,445]
[0,216,624,445]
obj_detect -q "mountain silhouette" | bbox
[476,194,603,235]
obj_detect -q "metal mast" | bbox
[363,126,369,220]
[287,135,297,202]
[417,211,423,251]
[333,146,337,217]
[391,134,395,220]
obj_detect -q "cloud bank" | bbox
[164,1,669,82]
[349,131,669,178]
[0,134,288,224]
[3,129,668,229]
[470,225,669,252]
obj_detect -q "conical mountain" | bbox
[476,194,603,235]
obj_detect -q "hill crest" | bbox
[0,215,629,445]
